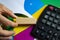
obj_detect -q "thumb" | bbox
[0,36,13,40]
[0,29,14,37]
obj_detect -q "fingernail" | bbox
[15,23,18,27]
[12,23,18,27]
[13,15,17,18]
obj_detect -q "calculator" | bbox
[31,5,60,40]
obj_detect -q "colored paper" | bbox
[42,0,60,8]
[24,0,44,15]
[14,5,47,40]
[14,25,34,40]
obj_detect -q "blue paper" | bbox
[24,0,44,15]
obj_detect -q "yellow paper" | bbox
[32,5,47,19]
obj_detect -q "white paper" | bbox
[0,0,32,18]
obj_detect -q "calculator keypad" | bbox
[31,5,60,40]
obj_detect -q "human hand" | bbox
[0,4,18,40]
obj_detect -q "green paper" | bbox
[41,0,60,8]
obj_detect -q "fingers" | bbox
[0,30,14,37]
[0,26,3,30]
[0,36,12,40]
[0,4,4,12]
[0,14,18,27]
[0,3,17,18]
[0,26,14,40]
[2,4,17,18]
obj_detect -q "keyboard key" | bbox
[55,8,58,11]
[46,35,50,38]
[45,35,50,39]
[57,26,60,30]
[51,24,56,28]
[39,26,49,32]
[44,15,49,19]
[53,33,58,37]
[49,6,54,11]
[51,13,56,17]
[56,9,60,13]
[56,15,60,19]
[46,11,51,15]
[51,37,56,40]
[44,34,50,40]
[48,30,53,34]
[35,29,42,37]
[41,33,45,36]
[40,32,46,38]
[49,17,53,21]
[46,21,51,26]
[41,26,45,30]
[36,29,40,34]
[42,19,46,23]
[38,26,45,30]
[54,19,58,23]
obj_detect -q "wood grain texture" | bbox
[16,17,36,25]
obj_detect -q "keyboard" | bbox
[31,5,60,40]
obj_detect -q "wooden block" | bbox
[16,17,37,25]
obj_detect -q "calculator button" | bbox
[40,32,46,38]
[51,13,56,17]
[49,17,53,21]
[56,15,60,19]
[57,26,60,30]
[44,15,49,19]
[48,30,53,34]
[39,26,49,32]
[46,11,51,15]
[35,29,41,36]
[52,24,56,28]
[38,26,45,30]
[45,35,50,39]
[42,19,46,23]
[49,6,54,11]
[36,30,39,33]
[46,35,50,38]
[56,9,60,13]
[54,19,58,23]
[46,21,51,26]
[41,33,45,36]
[53,33,58,37]
[44,34,50,40]
[55,8,58,11]
[41,26,44,30]
[51,37,56,40]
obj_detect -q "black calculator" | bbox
[31,5,60,40]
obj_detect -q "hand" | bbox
[0,4,18,40]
